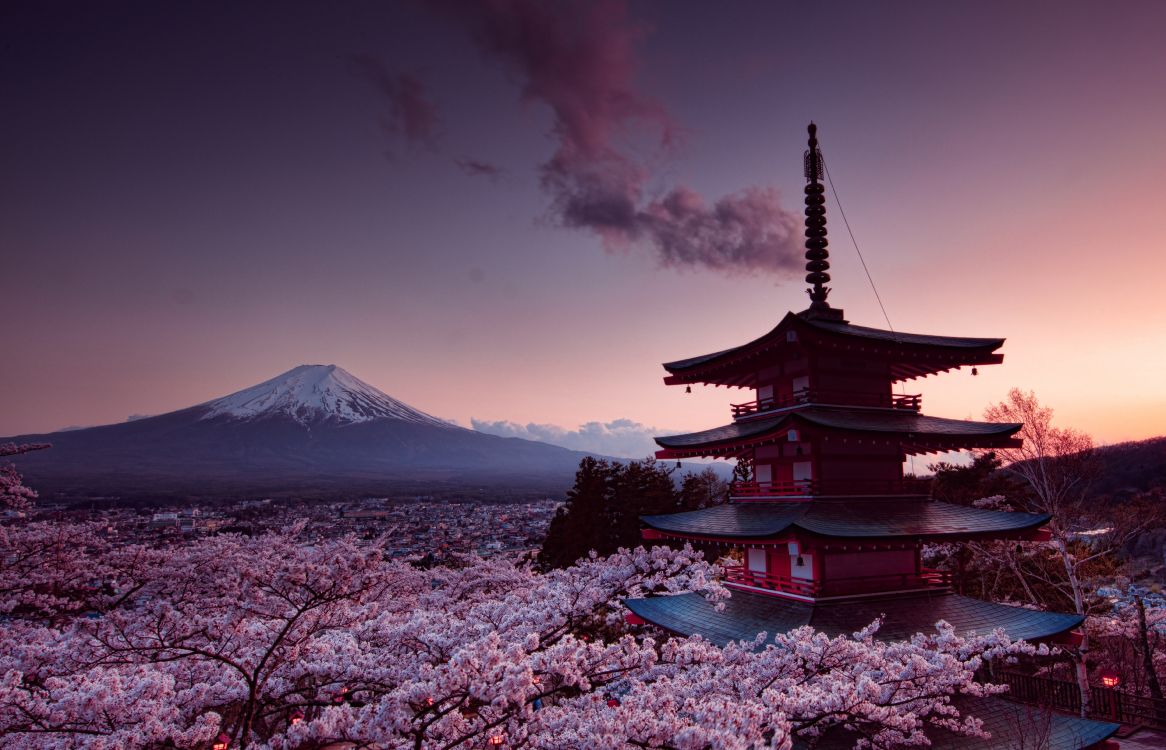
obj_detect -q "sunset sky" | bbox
[4,1,1166,455]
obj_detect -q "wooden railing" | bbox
[731,479,816,498]
[723,566,952,598]
[731,391,922,418]
[723,567,818,597]
[999,670,1166,728]
[730,477,932,499]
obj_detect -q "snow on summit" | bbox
[200,364,453,427]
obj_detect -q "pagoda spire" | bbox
[802,122,842,320]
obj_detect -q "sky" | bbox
[3,0,1166,456]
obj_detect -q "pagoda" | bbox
[624,124,1119,749]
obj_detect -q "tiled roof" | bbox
[624,589,1083,646]
[663,312,1004,374]
[800,316,1004,350]
[654,407,1021,449]
[801,695,1118,750]
[640,500,1050,540]
[654,415,784,448]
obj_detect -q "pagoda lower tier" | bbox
[624,588,1083,646]
[624,587,1119,749]
[641,499,1050,542]
[801,695,1117,750]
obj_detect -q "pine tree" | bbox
[608,459,677,550]
[538,458,680,569]
[538,457,613,569]
[679,467,728,510]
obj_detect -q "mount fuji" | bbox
[4,365,598,499]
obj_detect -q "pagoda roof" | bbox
[640,500,1050,541]
[624,589,1082,647]
[663,312,1005,386]
[802,695,1117,750]
[654,406,1021,457]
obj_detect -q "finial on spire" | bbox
[803,121,839,319]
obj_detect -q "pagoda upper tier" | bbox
[654,406,1021,461]
[662,310,1005,389]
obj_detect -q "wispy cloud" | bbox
[350,55,440,150]
[450,0,803,277]
[455,157,505,181]
[472,417,668,458]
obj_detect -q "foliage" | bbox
[0,523,1040,750]
[928,452,1025,508]
[0,444,50,511]
[959,389,1160,714]
[678,467,729,511]
[1090,588,1166,700]
[539,458,716,570]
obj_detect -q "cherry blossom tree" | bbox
[1090,590,1166,701]
[0,524,1038,749]
[982,389,1152,715]
[0,443,49,511]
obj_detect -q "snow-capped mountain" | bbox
[5,366,596,499]
[199,365,453,427]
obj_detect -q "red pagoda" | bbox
[624,124,1119,749]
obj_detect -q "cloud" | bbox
[455,157,505,181]
[471,417,668,458]
[450,0,803,277]
[350,55,440,150]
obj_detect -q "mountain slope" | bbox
[4,365,595,498]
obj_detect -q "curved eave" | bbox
[653,408,1023,458]
[640,502,1052,542]
[662,312,1006,388]
[624,589,1083,647]
[805,695,1118,750]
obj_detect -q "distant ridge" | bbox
[1090,436,1166,497]
[4,365,596,500]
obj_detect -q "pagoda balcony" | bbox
[731,391,921,419]
[729,477,932,499]
[723,566,953,598]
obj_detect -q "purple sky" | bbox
[4,1,1166,454]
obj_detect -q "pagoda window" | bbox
[758,384,774,406]
[789,543,814,581]
[786,330,798,343]
[792,375,810,398]
[792,461,813,484]
[746,548,767,576]
[755,463,773,485]
[787,429,800,442]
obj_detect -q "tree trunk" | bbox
[1136,595,1165,701]
[1074,635,1092,718]
[1056,537,1092,717]
[1005,544,1041,607]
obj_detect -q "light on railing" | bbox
[1100,670,1121,688]
[488,734,506,746]
[212,734,230,750]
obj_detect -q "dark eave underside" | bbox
[640,501,1050,540]
[800,695,1117,750]
[624,589,1083,647]
[663,312,1005,379]
[654,407,1022,450]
